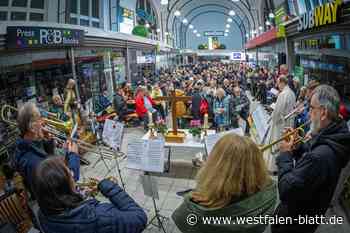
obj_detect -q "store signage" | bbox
[7,26,84,49]
[204,31,225,37]
[297,1,341,32]
[274,5,286,38]
[119,7,134,34]
[136,9,155,25]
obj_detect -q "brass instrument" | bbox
[76,176,118,197]
[260,121,310,152]
[0,104,122,160]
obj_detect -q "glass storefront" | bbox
[0,47,126,113]
[294,33,350,98]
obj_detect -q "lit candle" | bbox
[204,113,209,129]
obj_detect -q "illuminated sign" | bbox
[7,26,84,49]
[204,31,225,37]
[275,6,286,38]
[297,1,341,32]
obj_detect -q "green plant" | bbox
[189,127,202,137]
[132,25,149,38]
[155,119,168,135]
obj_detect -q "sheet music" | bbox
[127,138,165,173]
[251,105,270,142]
[142,138,165,173]
[102,119,124,150]
[205,128,244,156]
[127,139,144,170]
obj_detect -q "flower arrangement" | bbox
[155,119,168,136]
[189,120,202,137]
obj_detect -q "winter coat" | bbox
[38,180,147,233]
[15,138,80,195]
[135,94,155,118]
[172,181,277,233]
[272,120,350,233]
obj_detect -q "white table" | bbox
[142,129,216,172]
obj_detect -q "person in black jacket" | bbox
[15,102,80,195]
[113,87,128,122]
[33,156,147,233]
[272,85,350,233]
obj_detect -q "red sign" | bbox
[245,28,278,49]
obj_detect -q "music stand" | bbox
[143,172,167,233]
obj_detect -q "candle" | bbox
[148,111,153,126]
[204,113,209,129]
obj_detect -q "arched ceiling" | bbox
[162,0,262,49]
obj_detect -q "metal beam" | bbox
[181,10,245,49]
[165,0,256,37]
[171,3,250,48]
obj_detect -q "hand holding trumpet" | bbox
[77,176,118,197]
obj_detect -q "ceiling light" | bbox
[259,26,263,31]
[225,29,229,33]
[266,20,271,26]
[226,24,231,28]
[227,18,233,23]
[174,10,181,17]
[193,29,198,34]
[196,33,200,37]
[182,18,188,24]
[229,10,236,16]
[269,12,275,18]
[156,28,161,33]
[224,33,229,37]
[145,23,150,28]
[189,24,194,29]
[161,0,168,5]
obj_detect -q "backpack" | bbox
[200,97,209,115]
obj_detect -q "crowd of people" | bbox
[2,61,350,233]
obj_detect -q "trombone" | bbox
[0,104,121,160]
[259,121,310,152]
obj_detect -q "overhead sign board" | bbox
[7,26,84,49]
[204,31,225,37]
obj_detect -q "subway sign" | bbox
[7,26,84,49]
[297,1,342,32]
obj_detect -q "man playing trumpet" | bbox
[272,85,350,233]
[14,102,81,196]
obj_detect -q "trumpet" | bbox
[0,104,122,160]
[76,176,118,197]
[260,121,310,152]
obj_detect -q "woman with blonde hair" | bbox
[172,133,277,233]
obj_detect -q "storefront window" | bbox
[70,17,78,25]
[30,0,44,9]
[11,11,26,20]
[12,0,27,7]
[0,11,7,20]
[296,34,345,51]
[92,0,99,18]
[80,0,89,16]
[70,0,78,14]
[0,0,9,7]
[29,12,43,21]
[80,18,89,26]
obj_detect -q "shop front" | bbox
[245,27,286,69]
[0,23,157,114]
[285,0,350,97]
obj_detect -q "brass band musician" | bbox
[14,102,81,195]
[272,85,350,233]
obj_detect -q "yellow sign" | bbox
[298,1,341,32]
